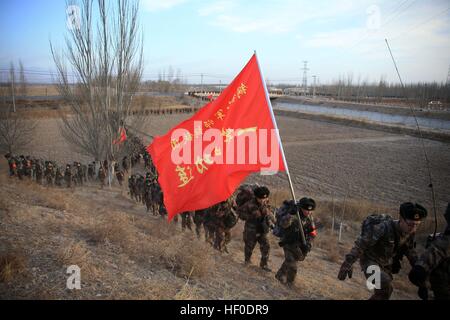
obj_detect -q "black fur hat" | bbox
[400,202,427,221]
[298,197,316,211]
[254,186,270,199]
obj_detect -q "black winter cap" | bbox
[254,186,270,199]
[400,202,427,221]
[298,197,316,211]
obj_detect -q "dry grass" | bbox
[56,241,91,269]
[86,212,135,246]
[83,210,215,280]
[154,232,216,279]
[174,281,203,300]
[270,189,292,208]
[0,251,27,283]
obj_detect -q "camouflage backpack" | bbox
[360,214,398,248]
[235,185,255,207]
[273,200,298,238]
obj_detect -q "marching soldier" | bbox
[214,199,238,253]
[64,164,72,188]
[193,209,207,240]
[88,162,95,181]
[275,197,317,287]
[35,160,43,184]
[181,211,193,232]
[122,156,129,173]
[409,203,450,300]
[237,186,275,271]
[45,161,54,185]
[98,165,106,188]
[116,169,124,186]
[337,202,427,300]
[55,166,64,187]
[203,205,217,245]
[76,162,84,185]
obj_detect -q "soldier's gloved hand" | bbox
[301,242,311,255]
[391,259,401,274]
[418,286,428,300]
[408,265,427,286]
[338,261,353,281]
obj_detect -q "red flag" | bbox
[113,127,127,145]
[148,54,285,220]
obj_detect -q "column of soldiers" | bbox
[4,153,132,189]
[142,176,449,300]
[5,150,448,300]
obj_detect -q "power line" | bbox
[301,61,309,89]
[390,6,450,40]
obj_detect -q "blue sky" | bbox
[1,0,449,84]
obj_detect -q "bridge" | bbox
[186,89,283,101]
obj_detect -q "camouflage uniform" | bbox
[7,157,17,176]
[181,211,193,232]
[88,163,95,181]
[275,211,317,285]
[413,233,450,300]
[237,198,275,269]
[98,166,106,188]
[151,182,162,216]
[203,206,217,245]
[64,165,72,188]
[213,200,237,253]
[409,204,449,300]
[122,156,129,172]
[116,169,124,186]
[193,209,207,239]
[35,161,43,184]
[341,218,418,300]
[55,167,64,187]
[45,162,55,185]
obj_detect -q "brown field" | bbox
[1,108,449,300]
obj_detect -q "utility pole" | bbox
[200,73,204,99]
[312,75,317,99]
[301,61,309,96]
[10,62,16,113]
[446,65,450,85]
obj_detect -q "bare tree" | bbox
[19,60,27,97]
[9,62,16,113]
[0,106,36,154]
[51,0,144,168]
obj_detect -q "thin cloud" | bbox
[199,0,372,34]
[141,0,188,12]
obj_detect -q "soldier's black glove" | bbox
[391,258,401,274]
[408,265,427,286]
[418,286,428,300]
[301,242,311,255]
[338,260,353,281]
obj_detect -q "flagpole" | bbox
[254,52,307,248]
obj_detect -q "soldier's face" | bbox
[400,217,421,234]
[301,208,313,216]
[257,197,269,205]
